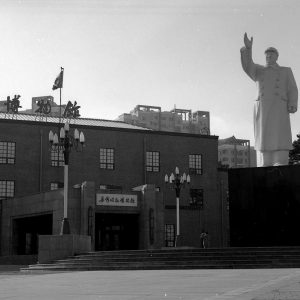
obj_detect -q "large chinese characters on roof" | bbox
[3,95,22,113]
[35,98,52,115]
[33,97,81,118]
[63,101,81,118]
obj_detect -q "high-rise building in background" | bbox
[117,105,210,135]
[218,136,257,168]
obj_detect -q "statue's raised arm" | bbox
[243,32,253,49]
[241,33,256,80]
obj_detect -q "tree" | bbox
[289,134,300,164]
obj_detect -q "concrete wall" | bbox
[38,234,91,263]
[0,187,83,256]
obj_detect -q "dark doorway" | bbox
[12,214,53,255]
[95,213,139,251]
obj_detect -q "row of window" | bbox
[0,180,64,199]
[1,141,203,174]
[220,149,248,156]
[1,180,204,202]
[50,148,202,173]
[222,157,248,163]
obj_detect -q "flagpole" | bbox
[59,67,63,124]
[59,86,62,124]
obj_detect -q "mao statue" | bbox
[240,33,298,167]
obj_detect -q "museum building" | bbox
[0,113,229,256]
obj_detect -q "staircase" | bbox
[21,247,300,272]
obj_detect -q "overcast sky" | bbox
[1,0,300,144]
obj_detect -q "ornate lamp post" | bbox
[49,122,85,234]
[165,167,190,247]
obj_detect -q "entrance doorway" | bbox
[95,213,139,251]
[12,214,52,255]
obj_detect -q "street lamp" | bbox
[49,122,85,234]
[165,167,190,247]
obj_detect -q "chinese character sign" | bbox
[96,194,138,207]
[35,99,52,114]
[4,95,22,113]
[63,100,80,118]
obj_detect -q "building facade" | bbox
[117,105,210,135]
[218,136,257,168]
[0,112,228,255]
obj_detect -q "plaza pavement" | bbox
[0,266,300,299]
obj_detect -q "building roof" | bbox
[219,135,250,145]
[0,112,152,131]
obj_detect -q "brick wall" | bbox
[0,118,228,248]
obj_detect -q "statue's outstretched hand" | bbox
[244,33,253,49]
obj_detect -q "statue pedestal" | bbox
[229,165,300,247]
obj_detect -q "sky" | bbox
[1,0,300,145]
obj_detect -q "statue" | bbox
[240,33,298,167]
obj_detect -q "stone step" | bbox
[57,255,300,265]
[20,247,300,272]
[77,248,300,258]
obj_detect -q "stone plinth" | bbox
[229,165,300,247]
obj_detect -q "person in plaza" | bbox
[240,33,298,167]
[200,231,208,248]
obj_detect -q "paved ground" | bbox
[1,266,300,299]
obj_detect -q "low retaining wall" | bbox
[38,234,91,263]
[0,255,37,265]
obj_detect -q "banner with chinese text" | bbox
[96,193,138,207]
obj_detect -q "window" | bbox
[100,148,115,170]
[146,151,160,172]
[0,180,15,199]
[189,154,202,174]
[51,149,64,167]
[190,188,204,209]
[50,182,64,190]
[0,141,16,164]
[165,224,175,247]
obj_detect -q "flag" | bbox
[52,68,64,90]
